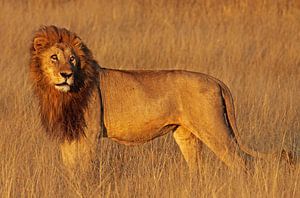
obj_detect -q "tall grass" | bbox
[0,0,299,197]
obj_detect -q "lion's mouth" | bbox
[55,82,71,92]
[54,77,74,92]
[55,82,69,86]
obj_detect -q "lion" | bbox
[30,25,290,175]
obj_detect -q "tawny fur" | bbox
[30,26,289,175]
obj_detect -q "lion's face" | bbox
[40,44,79,92]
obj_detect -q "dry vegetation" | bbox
[0,0,299,197]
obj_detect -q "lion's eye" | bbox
[50,54,58,61]
[70,55,76,63]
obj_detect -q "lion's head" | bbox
[30,25,100,141]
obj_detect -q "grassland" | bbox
[0,0,299,197]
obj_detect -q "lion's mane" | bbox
[30,26,100,142]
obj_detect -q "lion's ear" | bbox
[73,37,83,49]
[33,37,48,51]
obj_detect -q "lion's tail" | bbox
[219,81,286,160]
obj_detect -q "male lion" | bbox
[30,25,286,175]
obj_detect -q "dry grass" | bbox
[0,0,299,197]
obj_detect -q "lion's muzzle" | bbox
[54,72,74,92]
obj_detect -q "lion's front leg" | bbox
[60,137,99,179]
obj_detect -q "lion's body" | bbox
[30,26,290,176]
[100,69,225,144]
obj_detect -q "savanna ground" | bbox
[0,0,299,197]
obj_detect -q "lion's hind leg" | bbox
[183,119,250,173]
[173,127,202,173]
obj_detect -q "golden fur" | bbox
[30,26,290,175]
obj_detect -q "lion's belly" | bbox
[103,96,178,143]
[107,124,178,145]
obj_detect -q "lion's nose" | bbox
[60,72,73,79]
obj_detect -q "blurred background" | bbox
[0,0,299,197]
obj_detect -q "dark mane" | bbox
[30,25,100,142]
